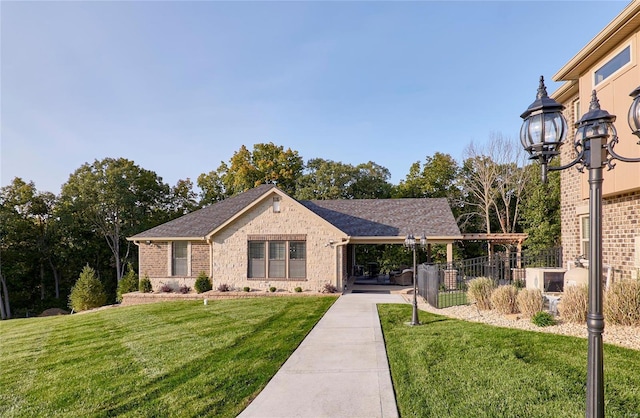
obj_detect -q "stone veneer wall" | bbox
[560,95,640,280]
[212,193,343,292]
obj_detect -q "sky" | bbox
[1,0,631,195]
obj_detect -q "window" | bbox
[573,99,581,124]
[289,241,306,278]
[172,242,188,276]
[580,216,590,259]
[273,197,281,213]
[248,242,266,278]
[594,46,631,85]
[269,241,286,278]
[247,236,307,280]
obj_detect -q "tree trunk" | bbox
[0,271,11,319]
[48,257,60,299]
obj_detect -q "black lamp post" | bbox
[520,76,640,418]
[404,234,427,326]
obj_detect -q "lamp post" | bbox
[520,76,640,418]
[404,234,427,326]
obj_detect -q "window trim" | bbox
[247,236,307,280]
[580,216,590,260]
[171,241,190,276]
[593,44,632,87]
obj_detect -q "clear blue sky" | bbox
[1,1,629,194]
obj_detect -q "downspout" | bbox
[206,237,213,280]
[333,239,350,291]
[133,240,141,279]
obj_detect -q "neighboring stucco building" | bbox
[552,0,640,278]
[128,184,462,292]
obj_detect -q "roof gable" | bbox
[129,184,277,240]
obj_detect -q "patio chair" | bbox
[391,269,413,286]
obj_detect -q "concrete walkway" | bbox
[238,292,405,418]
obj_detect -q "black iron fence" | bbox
[418,247,563,309]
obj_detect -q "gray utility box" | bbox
[525,268,566,292]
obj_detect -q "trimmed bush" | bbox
[294,286,302,293]
[467,277,495,310]
[159,283,172,293]
[194,272,212,293]
[558,285,588,324]
[217,283,231,292]
[139,275,152,293]
[269,286,277,293]
[243,286,251,292]
[532,311,556,327]
[178,285,190,294]
[517,288,544,318]
[321,283,338,294]
[490,285,519,314]
[605,279,640,325]
[69,265,107,312]
[116,264,138,302]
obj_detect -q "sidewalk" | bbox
[238,292,405,418]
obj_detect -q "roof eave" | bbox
[554,1,640,81]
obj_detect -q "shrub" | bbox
[467,277,495,310]
[531,311,556,327]
[178,285,190,294]
[116,264,138,302]
[159,283,173,293]
[605,279,640,326]
[490,285,519,314]
[294,286,302,293]
[558,285,588,324]
[243,286,251,292]
[139,275,152,293]
[321,283,338,294]
[69,265,107,312]
[512,278,525,290]
[269,286,277,293]
[517,288,544,318]
[194,272,212,293]
[217,283,231,292]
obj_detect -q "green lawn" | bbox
[437,290,467,308]
[379,304,640,418]
[0,297,336,418]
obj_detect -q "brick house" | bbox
[128,184,462,292]
[551,0,640,279]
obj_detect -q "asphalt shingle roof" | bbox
[129,185,461,240]
[130,184,277,239]
[299,198,461,237]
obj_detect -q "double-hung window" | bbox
[247,235,306,280]
[172,241,188,276]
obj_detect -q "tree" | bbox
[221,143,304,196]
[59,158,170,286]
[295,159,393,200]
[458,133,531,235]
[68,265,107,312]
[520,163,561,254]
[197,164,228,206]
[394,152,460,200]
[169,178,199,216]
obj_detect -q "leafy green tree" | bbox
[116,263,139,302]
[59,158,170,286]
[169,178,199,216]
[220,143,304,196]
[394,152,460,199]
[520,164,561,254]
[68,265,107,312]
[198,164,228,206]
[295,159,392,200]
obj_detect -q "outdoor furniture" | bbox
[391,269,413,286]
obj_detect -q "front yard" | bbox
[379,304,640,417]
[0,297,336,417]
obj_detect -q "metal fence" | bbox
[418,247,563,309]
